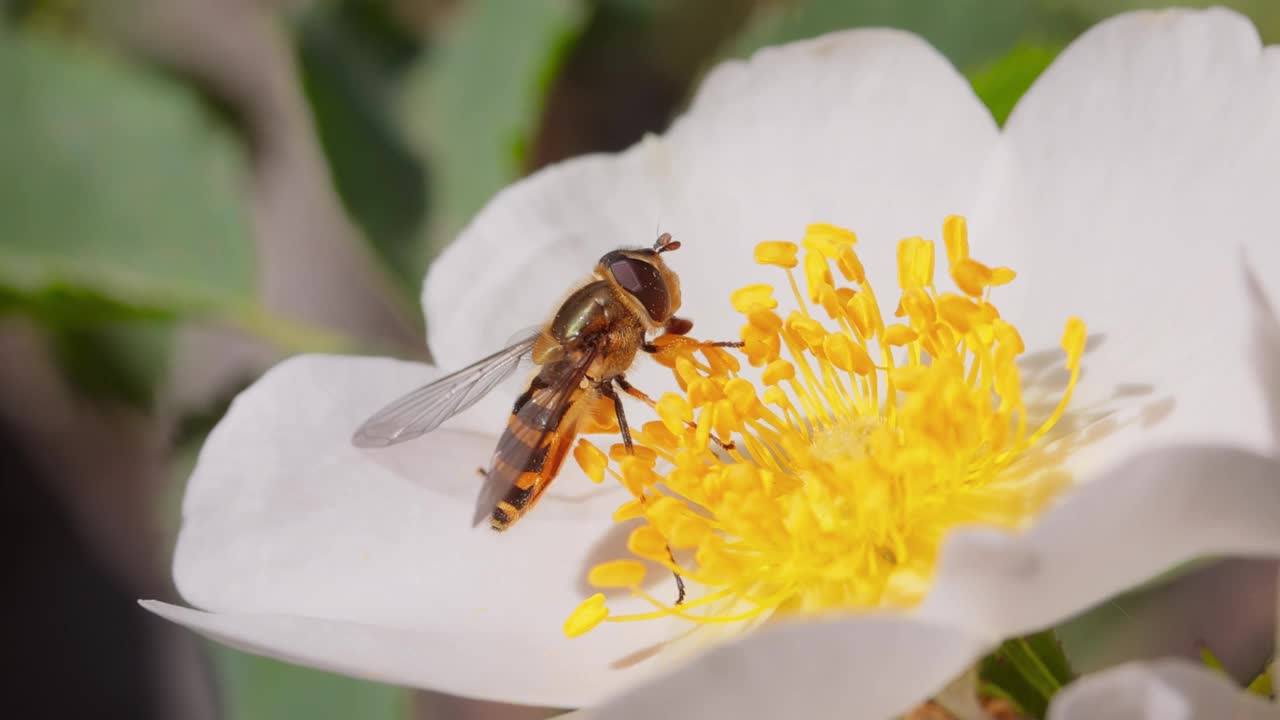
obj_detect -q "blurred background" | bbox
[2,0,1278,718]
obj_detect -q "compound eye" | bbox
[606,253,669,321]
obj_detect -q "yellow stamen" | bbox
[755,241,800,268]
[731,284,779,313]
[589,560,648,588]
[564,594,609,638]
[566,216,1086,638]
[573,439,608,484]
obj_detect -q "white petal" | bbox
[143,601,615,710]
[423,146,674,370]
[424,29,998,366]
[659,30,997,342]
[158,10,1280,712]
[972,8,1280,461]
[1047,659,1276,720]
[917,4,1280,690]
[152,354,688,706]
[917,445,1280,640]
[581,616,989,720]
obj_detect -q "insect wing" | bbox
[352,331,540,448]
[472,348,596,527]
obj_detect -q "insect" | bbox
[353,233,736,534]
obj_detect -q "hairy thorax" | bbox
[538,280,646,383]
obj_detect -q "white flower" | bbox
[144,7,1280,717]
[581,657,1280,720]
[1047,659,1276,720]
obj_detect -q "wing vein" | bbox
[351,330,541,447]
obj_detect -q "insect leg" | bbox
[642,337,744,354]
[666,546,687,605]
[614,375,657,406]
[615,375,735,451]
[599,381,634,454]
[609,376,688,605]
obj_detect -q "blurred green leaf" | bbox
[0,28,253,407]
[0,29,255,314]
[1246,662,1274,698]
[19,284,176,409]
[48,317,172,408]
[1200,643,1230,674]
[980,629,1076,720]
[968,43,1061,126]
[5,284,172,323]
[1048,0,1280,43]
[728,0,1087,72]
[297,0,429,291]
[404,0,584,256]
[214,646,405,720]
[1202,645,1276,699]
[0,29,361,406]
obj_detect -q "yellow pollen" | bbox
[573,439,608,483]
[564,593,609,638]
[565,216,1086,637]
[755,241,800,268]
[589,560,649,588]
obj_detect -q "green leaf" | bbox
[7,287,178,409]
[1199,642,1229,675]
[7,286,354,411]
[726,0,1086,73]
[1246,662,1274,698]
[213,646,405,720]
[0,30,362,406]
[1023,628,1078,686]
[403,0,585,256]
[1052,0,1280,45]
[1203,646,1275,700]
[296,0,429,290]
[48,317,172,409]
[968,43,1061,126]
[1056,558,1234,676]
[0,27,258,407]
[980,629,1077,720]
[0,29,256,315]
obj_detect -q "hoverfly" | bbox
[353,233,734,534]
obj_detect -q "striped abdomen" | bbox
[475,361,589,531]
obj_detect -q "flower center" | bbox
[563,216,1085,638]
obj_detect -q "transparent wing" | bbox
[352,330,541,448]
[503,325,542,374]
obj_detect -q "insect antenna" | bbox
[653,232,681,253]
